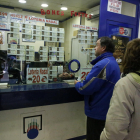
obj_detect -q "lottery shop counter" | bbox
[0,82,84,111]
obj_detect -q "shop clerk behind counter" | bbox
[74,37,120,140]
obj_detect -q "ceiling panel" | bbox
[0,0,11,2]
[61,0,89,8]
[84,0,100,9]
[33,2,61,10]
[0,1,10,6]
[38,0,64,4]
[9,2,30,8]
[0,0,100,21]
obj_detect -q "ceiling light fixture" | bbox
[19,0,26,3]
[61,7,68,10]
[91,14,94,15]
[41,4,48,7]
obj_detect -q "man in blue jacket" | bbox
[75,36,120,140]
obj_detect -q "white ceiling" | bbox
[0,0,100,21]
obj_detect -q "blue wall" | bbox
[99,0,140,39]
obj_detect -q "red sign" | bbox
[41,9,64,16]
[27,68,48,84]
[41,9,93,19]
[0,12,7,16]
[80,68,91,80]
[119,27,124,34]
[71,11,93,19]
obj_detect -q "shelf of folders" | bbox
[22,23,32,40]
[48,46,64,62]
[77,30,98,45]
[10,22,20,39]
[7,44,35,61]
[7,44,25,61]
[39,46,48,62]
[49,66,58,81]
[89,48,96,62]
[22,23,64,42]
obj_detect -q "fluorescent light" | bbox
[91,14,94,15]
[41,4,48,7]
[19,0,26,3]
[61,7,68,10]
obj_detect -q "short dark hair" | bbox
[98,36,115,53]
[122,38,140,75]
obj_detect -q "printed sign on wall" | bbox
[0,23,8,30]
[107,0,122,14]
[25,16,59,25]
[0,11,8,22]
[73,24,98,31]
[10,13,23,23]
[26,68,48,84]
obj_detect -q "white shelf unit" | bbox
[89,49,96,62]
[49,66,58,81]
[48,47,64,62]
[39,46,48,62]
[22,23,33,40]
[25,45,35,61]
[77,30,98,45]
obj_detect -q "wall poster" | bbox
[112,35,129,65]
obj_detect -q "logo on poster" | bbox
[27,119,39,139]
[119,27,124,34]
[124,29,128,35]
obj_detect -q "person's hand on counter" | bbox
[74,80,80,85]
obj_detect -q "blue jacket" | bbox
[75,52,120,120]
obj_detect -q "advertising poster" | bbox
[26,68,48,84]
[112,35,129,65]
[118,27,132,37]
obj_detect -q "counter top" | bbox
[0,82,74,93]
[0,83,84,111]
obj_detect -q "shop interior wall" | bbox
[84,17,99,28]
[0,7,60,52]
[0,7,99,61]
[60,16,80,61]
[60,16,99,62]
